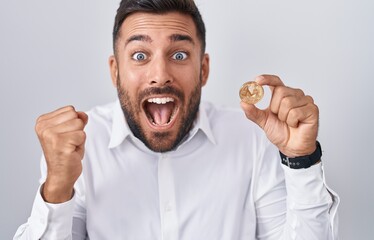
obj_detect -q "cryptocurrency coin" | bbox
[239,81,264,104]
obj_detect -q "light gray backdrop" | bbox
[1,0,373,239]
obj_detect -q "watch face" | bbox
[239,81,264,104]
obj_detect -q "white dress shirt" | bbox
[14,100,339,240]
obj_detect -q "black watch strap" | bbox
[280,141,322,169]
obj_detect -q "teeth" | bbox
[147,97,174,104]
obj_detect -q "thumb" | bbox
[240,101,267,129]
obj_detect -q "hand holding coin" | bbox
[240,75,319,157]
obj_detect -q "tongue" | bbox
[147,102,173,125]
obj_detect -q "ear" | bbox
[109,55,118,87]
[201,53,210,87]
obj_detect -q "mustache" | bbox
[138,86,185,102]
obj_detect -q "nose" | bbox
[147,56,173,86]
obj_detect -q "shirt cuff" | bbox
[27,184,75,239]
[282,162,333,205]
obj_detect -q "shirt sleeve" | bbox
[253,140,339,240]
[282,163,339,239]
[13,185,75,239]
[13,156,88,240]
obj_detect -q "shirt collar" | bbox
[108,100,216,149]
[108,100,132,149]
[191,103,216,145]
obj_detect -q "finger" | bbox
[240,101,267,129]
[41,130,86,155]
[52,131,86,152]
[54,118,86,133]
[41,118,86,142]
[278,95,314,122]
[37,105,76,122]
[286,103,319,128]
[77,112,89,126]
[36,110,79,134]
[255,75,285,89]
[60,130,87,148]
[75,144,85,160]
[270,86,305,115]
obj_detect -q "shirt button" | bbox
[165,203,173,212]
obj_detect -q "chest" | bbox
[83,142,255,239]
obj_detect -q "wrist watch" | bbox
[280,141,322,169]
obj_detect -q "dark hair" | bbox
[113,0,206,54]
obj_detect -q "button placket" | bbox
[158,154,178,240]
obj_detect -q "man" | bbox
[14,0,339,239]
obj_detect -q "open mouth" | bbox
[143,96,179,128]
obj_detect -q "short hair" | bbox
[113,0,206,54]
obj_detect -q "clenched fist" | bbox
[35,106,88,203]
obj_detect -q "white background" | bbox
[1,0,373,239]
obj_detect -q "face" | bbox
[109,12,209,152]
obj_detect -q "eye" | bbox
[172,51,188,61]
[132,52,147,61]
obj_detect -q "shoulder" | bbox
[84,101,117,139]
[201,101,262,138]
[201,101,280,171]
[86,101,116,124]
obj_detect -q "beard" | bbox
[117,76,202,152]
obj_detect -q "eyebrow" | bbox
[169,34,194,45]
[125,34,152,45]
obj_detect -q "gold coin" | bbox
[239,81,264,104]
